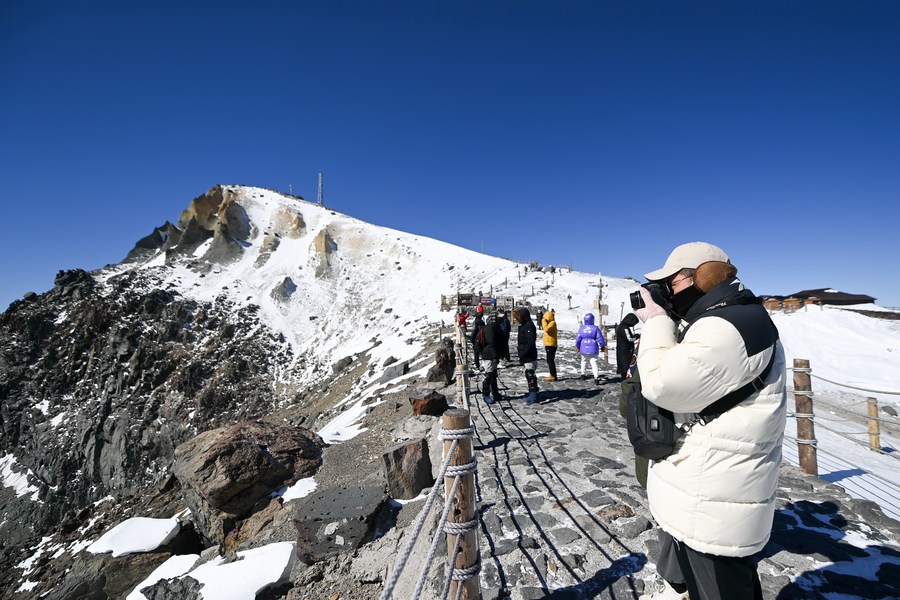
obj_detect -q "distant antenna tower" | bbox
[317,171,324,206]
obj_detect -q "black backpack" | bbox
[626,352,776,461]
[625,368,682,460]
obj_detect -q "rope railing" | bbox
[786,366,900,396]
[453,324,473,410]
[788,358,899,478]
[380,405,481,599]
[786,389,900,428]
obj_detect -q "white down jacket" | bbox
[637,278,786,557]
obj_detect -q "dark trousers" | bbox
[672,538,763,600]
[525,369,538,392]
[545,346,557,378]
[482,369,500,399]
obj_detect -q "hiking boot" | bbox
[483,396,494,405]
[544,375,557,382]
[594,377,602,385]
[524,392,538,404]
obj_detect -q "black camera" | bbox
[630,282,671,311]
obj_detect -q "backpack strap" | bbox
[692,347,777,426]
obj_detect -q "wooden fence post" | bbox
[442,409,479,599]
[454,326,466,408]
[793,359,819,476]
[868,397,881,451]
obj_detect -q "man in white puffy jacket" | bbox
[633,242,786,600]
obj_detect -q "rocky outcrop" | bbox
[123,185,258,265]
[426,338,456,384]
[311,229,336,278]
[408,389,449,416]
[0,264,311,596]
[173,421,325,547]
[271,276,298,302]
[381,438,434,499]
[293,483,393,564]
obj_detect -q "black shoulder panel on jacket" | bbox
[711,303,778,357]
[680,278,779,357]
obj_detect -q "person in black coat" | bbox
[469,306,485,368]
[615,312,640,378]
[497,311,512,361]
[474,312,505,404]
[513,307,539,404]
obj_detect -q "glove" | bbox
[634,287,667,322]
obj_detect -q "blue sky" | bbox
[2,1,899,310]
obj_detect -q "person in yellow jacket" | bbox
[541,309,558,381]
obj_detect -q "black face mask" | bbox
[670,285,705,319]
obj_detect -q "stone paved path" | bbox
[468,331,652,600]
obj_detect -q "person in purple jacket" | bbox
[576,312,606,384]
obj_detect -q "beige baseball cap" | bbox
[644,241,731,281]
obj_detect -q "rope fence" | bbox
[380,326,481,600]
[786,359,900,476]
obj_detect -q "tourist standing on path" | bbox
[615,313,640,380]
[512,307,539,404]
[541,309,558,381]
[575,313,606,384]
[457,309,469,333]
[470,305,485,369]
[633,241,786,600]
[497,310,512,362]
[473,312,506,404]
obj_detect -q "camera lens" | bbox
[630,290,645,310]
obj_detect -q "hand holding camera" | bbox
[630,282,673,322]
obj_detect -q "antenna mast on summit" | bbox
[317,172,324,206]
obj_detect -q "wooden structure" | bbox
[442,409,479,599]
[792,358,819,476]
[868,397,881,452]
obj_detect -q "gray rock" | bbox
[141,575,204,600]
[550,527,582,545]
[173,421,325,545]
[380,360,410,383]
[293,483,391,563]
[381,437,434,499]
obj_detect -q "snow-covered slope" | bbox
[98,185,642,386]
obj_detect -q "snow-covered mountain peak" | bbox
[104,185,641,384]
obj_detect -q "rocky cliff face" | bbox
[0,263,308,586]
[0,186,365,597]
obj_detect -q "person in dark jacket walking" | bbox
[470,305,485,368]
[513,307,539,404]
[497,311,512,362]
[474,312,506,404]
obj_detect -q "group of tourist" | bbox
[463,305,611,405]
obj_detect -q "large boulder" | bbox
[381,438,435,499]
[293,483,392,563]
[380,360,410,383]
[426,343,455,385]
[173,421,325,546]
[409,390,449,416]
